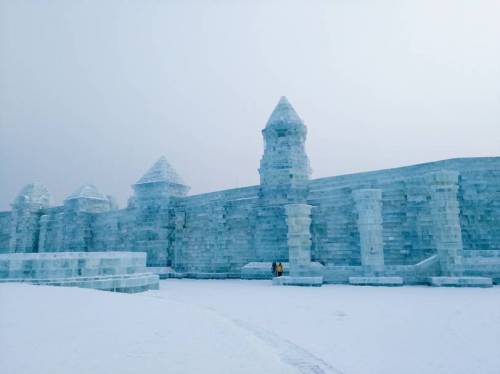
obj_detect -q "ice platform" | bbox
[428,276,493,288]
[241,262,289,279]
[272,276,323,287]
[0,251,159,293]
[349,276,404,286]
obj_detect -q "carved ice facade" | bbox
[1,97,499,285]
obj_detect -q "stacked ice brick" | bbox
[0,252,159,293]
[0,98,499,286]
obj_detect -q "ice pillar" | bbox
[353,189,385,273]
[285,204,313,276]
[425,171,463,276]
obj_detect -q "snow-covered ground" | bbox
[1,280,500,374]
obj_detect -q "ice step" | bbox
[428,276,493,288]
[272,276,323,287]
[349,276,404,286]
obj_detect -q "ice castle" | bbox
[1,97,499,287]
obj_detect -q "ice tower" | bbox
[132,156,189,266]
[62,185,112,251]
[9,184,50,253]
[255,97,312,261]
[133,156,189,209]
[259,96,311,203]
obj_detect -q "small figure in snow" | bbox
[271,261,277,277]
[276,262,284,277]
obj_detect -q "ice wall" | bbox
[308,157,500,268]
[0,97,498,279]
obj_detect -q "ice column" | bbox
[353,189,385,273]
[425,171,464,276]
[37,214,49,252]
[285,204,313,276]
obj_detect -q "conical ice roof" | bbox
[135,156,185,186]
[266,96,303,127]
[65,185,108,201]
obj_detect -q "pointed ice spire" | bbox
[135,156,185,186]
[266,96,303,127]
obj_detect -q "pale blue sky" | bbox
[1,0,499,210]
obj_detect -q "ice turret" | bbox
[64,185,112,213]
[259,96,311,203]
[133,156,189,206]
[60,185,113,251]
[9,183,50,253]
[66,185,108,201]
[136,156,185,186]
[132,156,189,267]
[12,183,50,211]
[254,97,313,262]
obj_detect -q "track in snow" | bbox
[149,292,342,374]
[229,317,343,374]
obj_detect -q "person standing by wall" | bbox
[276,262,284,277]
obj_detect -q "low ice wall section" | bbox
[0,252,159,293]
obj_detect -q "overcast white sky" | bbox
[0,0,499,210]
